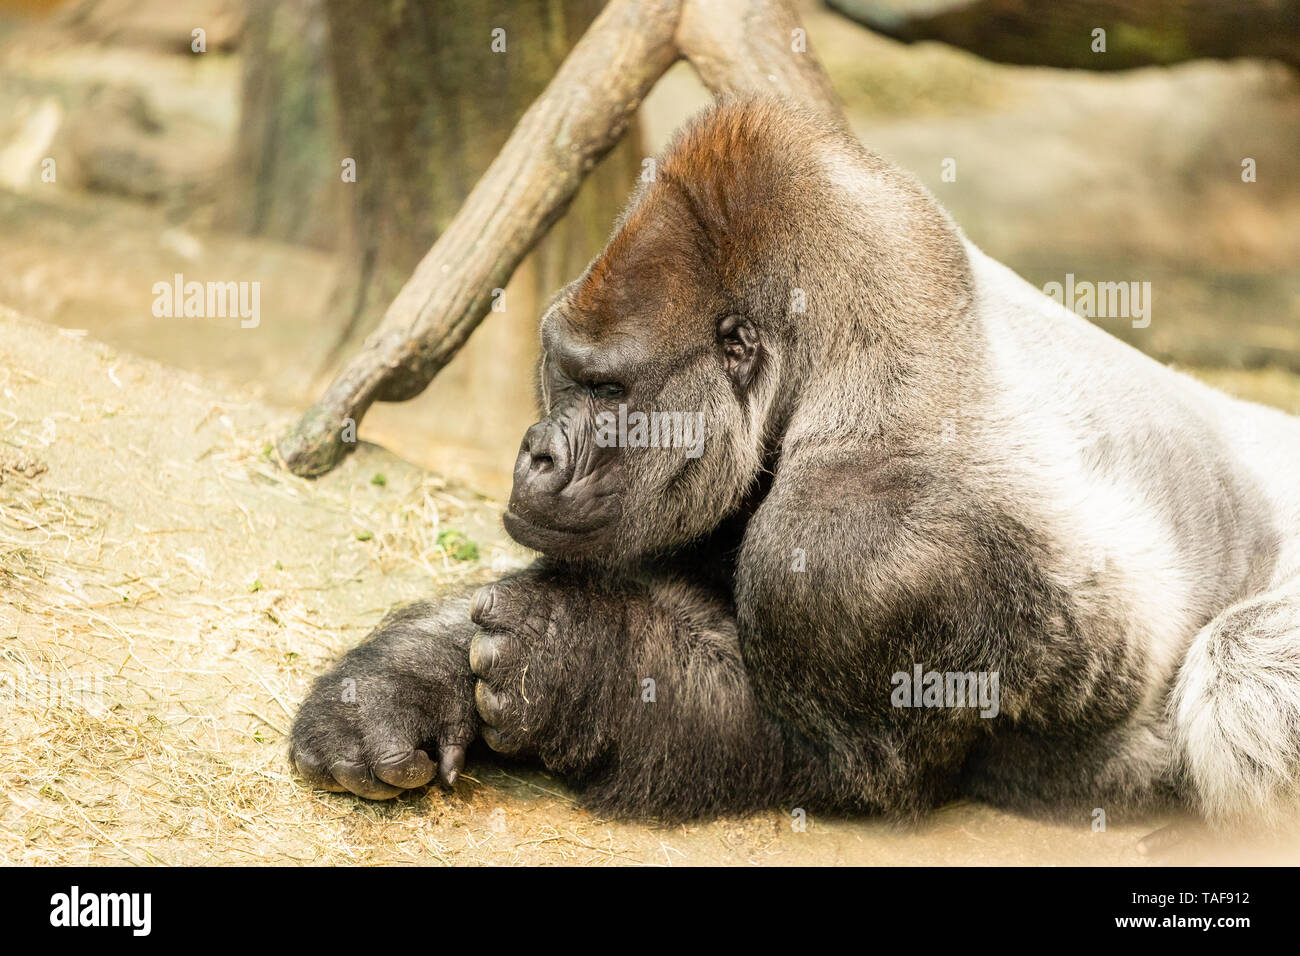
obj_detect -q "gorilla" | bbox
[290,99,1300,826]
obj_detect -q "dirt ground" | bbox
[3,307,1299,866]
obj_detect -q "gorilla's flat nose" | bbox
[514,421,572,499]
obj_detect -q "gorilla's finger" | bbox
[290,747,347,792]
[470,585,501,629]
[331,760,404,800]
[372,746,435,789]
[475,681,508,726]
[481,725,522,756]
[437,742,466,788]
[469,630,514,679]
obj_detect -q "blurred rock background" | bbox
[1,0,1297,497]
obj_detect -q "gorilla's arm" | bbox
[288,555,989,819]
[468,562,806,819]
[289,557,811,817]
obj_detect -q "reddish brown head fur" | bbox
[564,100,825,345]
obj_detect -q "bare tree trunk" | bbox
[278,0,842,477]
[219,0,341,249]
[825,0,1300,70]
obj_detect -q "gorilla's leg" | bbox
[289,600,480,799]
[467,564,804,819]
[1171,570,1300,825]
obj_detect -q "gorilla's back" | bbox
[966,240,1297,685]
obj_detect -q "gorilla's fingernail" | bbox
[471,586,495,621]
[446,769,458,786]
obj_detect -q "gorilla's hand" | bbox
[468,568,619,768]
[467,565,793,817]
[289,601,479,799]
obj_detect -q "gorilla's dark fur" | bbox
[291,100,1300,825]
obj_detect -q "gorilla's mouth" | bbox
[503,508,615,556]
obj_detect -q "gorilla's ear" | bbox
[718,314,761,390]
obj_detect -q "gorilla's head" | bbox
[503,99,973,565]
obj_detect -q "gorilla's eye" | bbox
[589,382,625,400]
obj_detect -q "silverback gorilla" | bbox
[291,99,1300,826]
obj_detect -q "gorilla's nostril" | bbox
[514,419,574,500]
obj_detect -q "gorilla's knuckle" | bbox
[481,725,523,756]
[474,680,509,726]
[368,744,414,768]
[469,630,509,678]
[372,749,434,789]
[331,760,403,800]
[290,747,339,789]
[470,584,497,626]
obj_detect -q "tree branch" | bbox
[677,0,843,120]
[824,0,1300,70]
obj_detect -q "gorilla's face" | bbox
[504,184,775,565]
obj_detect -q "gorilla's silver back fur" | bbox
[967,244,1300,822]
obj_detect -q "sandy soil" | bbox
[4,307,1299,866]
